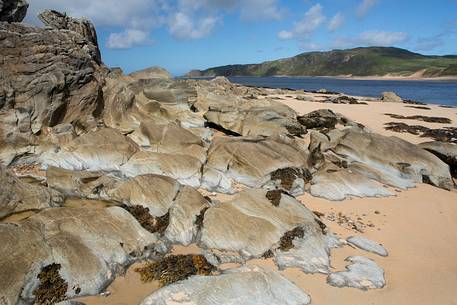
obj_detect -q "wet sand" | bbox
[76,95,457,305]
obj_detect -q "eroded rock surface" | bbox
[419,141,457,178]
[0,207,160,305]
[0,0,28,22]
[327,256,385,290]
[141,267,311,305]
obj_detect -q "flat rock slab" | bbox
[141,268,311,305]
[347,236,388,257]
[327,256,385,290]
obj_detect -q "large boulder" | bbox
[418,141,457,178]
[202,136,309,194]
[381,91,403,103]
[141,266,311,305]
[200,189,331,274]
[309,127,454,200]
[0,207,160,305]
[0,11,104,164]
[0,0,28,22]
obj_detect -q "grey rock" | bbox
[0,207,160,305]
[381,91,403,103]
[0,0,28,22]
[140,267,311,305]
[347,236,388,257]
[201,136,308,194]
[200,189,329,272]
[327,256,385,290]
[419,141,457,178]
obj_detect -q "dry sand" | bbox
[77,96,457,305]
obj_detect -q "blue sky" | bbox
[26,0,457,75]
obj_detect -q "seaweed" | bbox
[34,264,68,305]
[270,168,312,190]
[279,227,305,251]
[266,190,282,207]
[135,255,215,286]
[122,205,169,235]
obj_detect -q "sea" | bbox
[219,76,457,106]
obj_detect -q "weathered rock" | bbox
[310,164,394,201]
[0,207,160,305]
[0,0,28,22]
[128,122,207,163]
[129,67,171,80]
[0,13,104,164]
[46,166,105,197]
[141,267,311,305]
[327,256,385,290]
[309,127,454,200]
[200,189,330,273]
[347,236,388,257]
[0,165,62,218]
[41,128,138,172]
[381,91,403,103]
[202,136,308,194]
[419,141,457,178]
[38,10,100,62]
[108,174,180,216]
[121,151,202,187]
[165,186,211,245]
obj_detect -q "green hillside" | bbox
[187,47,457,78]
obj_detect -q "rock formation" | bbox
[0,0,28,22]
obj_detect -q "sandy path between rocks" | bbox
[77,96,457,305]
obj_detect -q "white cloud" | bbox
[169,12,219,39]
[278,30,294,40]
[356,0,379,19]
[106,29,153,49]
[278,4,326,40]
[328,12,344,32]
[333,30,409,48]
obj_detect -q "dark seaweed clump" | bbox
[135,255,215,286]
[266,190,283,207]
[384,113,452,124]
[34,264,68,305]
[271,168,312,190]
[384,122,457,144]
[279,227,305,251]
[122,205,169,235]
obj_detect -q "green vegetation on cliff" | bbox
[187,47,457,78]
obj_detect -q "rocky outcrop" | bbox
[0,0,28,22]
[0,207,161,305]
[0,7,104,164]
[141,266,311,305]
[309,127,454,200]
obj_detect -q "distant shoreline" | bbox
[184,75,457,82]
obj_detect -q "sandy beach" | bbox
[74,93,457,305]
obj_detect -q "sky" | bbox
[25,0,457,75]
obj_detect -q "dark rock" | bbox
[419,141,457,178]
[384,113,452,124]
[385,122,457,144]
[0,0,28,22]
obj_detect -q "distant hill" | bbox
[186,47,457,78]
